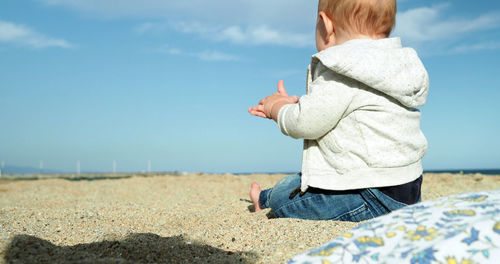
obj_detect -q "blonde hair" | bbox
[319,0,396,37]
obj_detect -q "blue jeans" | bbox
[259,173,411,221]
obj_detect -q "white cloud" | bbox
[135,20,311,48]
[452,42,500,53]
[133,22,157,34]
[197,50,240,62]
[37,0,500,53]
[38,0,316,48]
[394,5,500,44]
[0,20,72,49]
[37,0,315,31]
[169,21,216,36]
[155,45,241,62]
[169,22,311,47]
[221,25,310,47]
[392,4,500,54]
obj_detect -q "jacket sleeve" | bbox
[277,69,355,140]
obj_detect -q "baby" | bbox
[248,0,429,221]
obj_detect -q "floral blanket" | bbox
[288,189,500,264]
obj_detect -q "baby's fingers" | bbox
[254,111,267,118]
[248,105,267,118]
[248,106,258,114]
[250,110,267,118]
[250,104,264,112]
[277,80,289,96]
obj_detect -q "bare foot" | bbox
[250,182,262,212]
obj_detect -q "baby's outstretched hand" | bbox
[248,80,299,121]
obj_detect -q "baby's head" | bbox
[316,0,396,51]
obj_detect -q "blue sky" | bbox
[1,0,499,173]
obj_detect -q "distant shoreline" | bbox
[234,169,500,176]
[1,169,500,181]
[423,169,500,175]
[4,164,500,177]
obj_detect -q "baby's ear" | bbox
[318,11,336,44]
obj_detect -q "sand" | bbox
[1,173,499,263]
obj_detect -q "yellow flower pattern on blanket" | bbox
[406,226,439,241]
[307,242,342,257]
[493,221,500,234]
[444,209,476,217]
[446,256,473,264]
[459,194,488,202]
[289,190,500,264]
[355,236,384,247]
[386,232,396,238]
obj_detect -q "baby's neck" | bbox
[336,33,385,46]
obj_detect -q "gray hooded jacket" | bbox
[277,37,429,192]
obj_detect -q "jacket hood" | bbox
[313,37,429,108]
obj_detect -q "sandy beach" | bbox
[1,173,499,263]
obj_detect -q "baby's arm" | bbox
[278,71,355,140]
[248,80,299,122]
